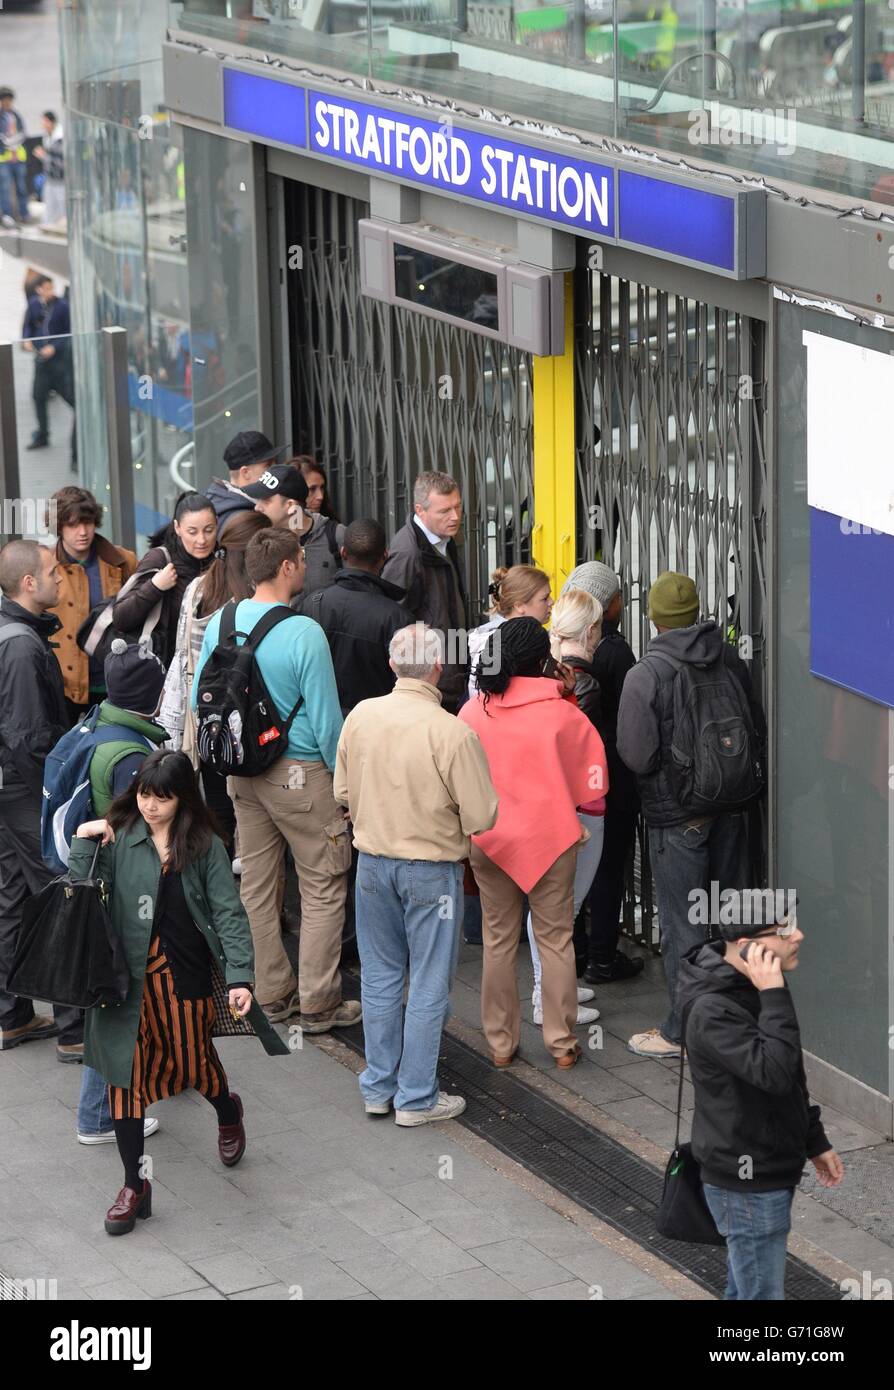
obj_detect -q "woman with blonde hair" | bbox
[467,564,553,700]
[526,588,608,1025]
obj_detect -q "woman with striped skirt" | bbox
[71,749,288,1236]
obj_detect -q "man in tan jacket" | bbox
[334,623,497,1127]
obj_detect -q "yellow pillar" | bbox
[532,272,576,597]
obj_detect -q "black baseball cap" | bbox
[223,430,287,472]
[242,464,309,504]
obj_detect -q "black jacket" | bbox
[381,516,469,712]
[111,538,212,670]
[0,598,69,796]
[616,620,765,827]
[589,621,640,816]
[679,941,830,1192]
[560,653,602,730]
[297,568,413,715]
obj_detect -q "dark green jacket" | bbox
[89,702,168,816]
[69,827,288,1087]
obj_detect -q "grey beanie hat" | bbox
[562,561,620,610]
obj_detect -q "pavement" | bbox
[1,931,891,1302]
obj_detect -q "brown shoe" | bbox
[299,999,362,1034]
[104,1181,152,1236]
[0,1016,58,1051]
[218,1093,246,1168]
[261,990,301,1024]
[56,1043,85,1065]
[556,1043,583,1069]
[492,1051,517,1068]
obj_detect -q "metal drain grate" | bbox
[335,990,840,1301]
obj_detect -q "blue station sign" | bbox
[222,67,764,279]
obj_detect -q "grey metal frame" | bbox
[0,344,21,526]
[284,179,534,619]
[101,327,136,554]
[574,253,769,947]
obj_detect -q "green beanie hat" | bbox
[648,572,699,629]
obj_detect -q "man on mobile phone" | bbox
[677,900,844,1301]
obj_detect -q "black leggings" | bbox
[114,1092,238,1188]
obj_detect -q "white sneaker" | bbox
[364,1099,392,1116]
[577,986,596,1003]
[533,1003,600,1026]
[394,1092,466,1127]
[78,1117,159,1146]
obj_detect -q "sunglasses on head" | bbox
[748,917,797,941]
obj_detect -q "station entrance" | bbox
[278,176,769,936]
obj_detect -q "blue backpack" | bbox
[41,707,153,874]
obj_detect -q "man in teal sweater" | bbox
[192,528,360,1034]
[77,637,168,1146]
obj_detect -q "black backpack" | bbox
[648,649,764,814]
[194,601,303,777]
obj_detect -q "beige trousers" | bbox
[470,840,578,1060]
[231,757,351,1013]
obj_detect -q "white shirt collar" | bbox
[413,514,449,556]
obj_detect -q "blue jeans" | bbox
[648,812,748,1044]
[0,161,28,219]
[77,1065,112,1135]
[355,854,463,1112]
[703,1185,794,1300]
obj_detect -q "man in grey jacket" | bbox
[381,472,469,714]
[617,572,765,1059]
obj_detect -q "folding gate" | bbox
[283,181,534,622]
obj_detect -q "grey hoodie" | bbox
[616,620,764,826]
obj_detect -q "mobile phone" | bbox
[541,654,561,680]
[739,943,756,962]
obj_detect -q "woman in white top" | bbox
[159,509,272,850]
[467,564,553,700]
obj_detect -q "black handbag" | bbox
[7,839,129,1010]
[655,1010,726,1246]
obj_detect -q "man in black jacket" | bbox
[22,275,76,463]
[679,902,843,1300]
[617,572,766,1059]
[299,519,413,715]
[381,472,469,714]
[0,541,84,1059]
[564,561,644,984]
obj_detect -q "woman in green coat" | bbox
[71,748,288,1236]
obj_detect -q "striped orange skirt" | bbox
[109,936,229,1121]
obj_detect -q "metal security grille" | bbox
[285,181,534,620]
[574,260,768,946]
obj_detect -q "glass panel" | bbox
[181,126,262,492]
[7,327,110,542]
[173,0,893,203]
[60,0,195,551]
[393,243,500,326]
[617,0,894,202]
[775,298,890,1095]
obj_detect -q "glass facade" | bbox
[775,298,891,1096]
[174,0,893,202]
[59,1,196,547]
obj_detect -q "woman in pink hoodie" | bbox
[459,617,608,1068]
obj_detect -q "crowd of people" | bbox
[0,86,65,229]
[0,443,842,1296]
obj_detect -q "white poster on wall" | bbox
[803,330,894,537]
